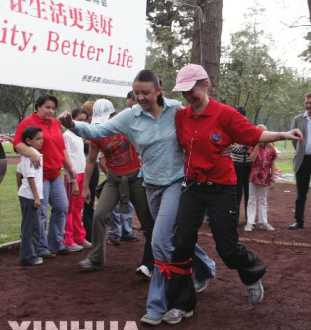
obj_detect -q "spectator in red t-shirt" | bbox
[14,95,76,257]
[162,64,303,325]
[78,99,154,276]
[245,124,277,232]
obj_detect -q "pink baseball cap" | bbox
[172,64,209,92]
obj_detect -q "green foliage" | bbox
[219,10,311,130]
[300,32,311,63]
[146,0,193,96]
[2,142,14,154]
[0,85,35,122]
[0,165,21,244]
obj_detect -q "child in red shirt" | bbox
[245,125,277,231]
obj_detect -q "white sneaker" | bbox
[33,257,44,265]
[162,309,194,325]
[140,313,162,325]
[136,265,152,279]
[247,280,264,305]
[244,224,254,232]
[82,240,93,248]
[66,243,83,252]
[193,277,209,293]
[258,223,275,231]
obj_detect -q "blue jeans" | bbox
[144,181,216,318]
[109,202,135,240]
[19,197,41,262]
[35,176,68,253]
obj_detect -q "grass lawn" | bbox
[0,164,21,244]
[2,142,14,154]
[274,141,294,173]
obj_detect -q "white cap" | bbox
[91,99,115,124]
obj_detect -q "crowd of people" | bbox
[8,63,307,326]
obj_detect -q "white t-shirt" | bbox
[18,148,43,200]
[63,130,86,174]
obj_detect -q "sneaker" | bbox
[247,280,264,305]
[136,265,152,280]
[193,277,209,293]
[162,309,194,325]
[140,314,162,326]
[21,257,43,266]
[79,258,102,271]
[258,223,275,231]
[82,240,92,249]
[288,222,304,230]
[55,247,70,255]
[66,243,83,252]
[244,224,254,232]
[38,251,56,258]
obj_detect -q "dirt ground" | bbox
[1,183,311,330]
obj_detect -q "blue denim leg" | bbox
[145,182,181,318]
[34,181,50,255]
[110,202,135,240]
[19,197,40,262]
[47,176,68,252]
[121,202,135,239]
[193,245,216,281]
[109,208,122,240]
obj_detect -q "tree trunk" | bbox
[308,0,311,22]
[191,0,223,95]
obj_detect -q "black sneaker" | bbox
[288,222,304,230]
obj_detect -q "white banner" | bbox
[0,0,147,97]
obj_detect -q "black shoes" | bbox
[288,222,304,230]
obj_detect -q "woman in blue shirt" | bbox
[59,70,216,326]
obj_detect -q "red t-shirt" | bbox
[14,113,65,181]
[175,98,263,185]
[249,145,277,186]
[92,134,140,176]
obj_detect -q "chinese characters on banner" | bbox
[0,0,146,97]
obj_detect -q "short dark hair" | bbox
[127,91,135,100]
[22,127,42,145]
[71,108,83,120]
[35,94,58,111]
[236,106,246,116]
[134,70,164,107]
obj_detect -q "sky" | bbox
[222,0,310,75]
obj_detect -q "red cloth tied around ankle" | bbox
[154,259,192,280]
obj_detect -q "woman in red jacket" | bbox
[14,95,75,257]
[163,64,303,325]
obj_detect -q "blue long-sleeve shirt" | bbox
[73,98,184,186]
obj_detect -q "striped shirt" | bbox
[230,143,251,163]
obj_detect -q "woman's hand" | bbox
[34,197,41,208]
[282,129,303,141]
[58,111,75,129]
[30,153,41,169]
[72,180,80,196]
[83,186,91,203]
